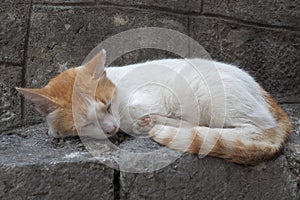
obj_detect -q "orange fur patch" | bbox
[187,129,202,154]
[261,87,292,137]
[161,129,175,146]
[19,65,117,136]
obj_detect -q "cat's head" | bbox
[17,50,120,138]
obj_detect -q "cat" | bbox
[16,49,292,165]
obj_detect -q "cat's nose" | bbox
[106,125,118,135]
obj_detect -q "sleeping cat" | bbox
[16,50,292,165]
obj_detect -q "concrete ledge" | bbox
[1,104,299,199]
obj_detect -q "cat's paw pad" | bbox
[133,115,156,135]
[138,116,152,127]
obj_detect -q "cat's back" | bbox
[107,58,252,80]
[106,58,261,101]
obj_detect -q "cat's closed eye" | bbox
[107,104,112,113]
[81,122,94,128]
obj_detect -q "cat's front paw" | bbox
[133,115,156,135]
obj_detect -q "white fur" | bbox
[105,58,276,134]
[46,111,60,138]
[83,99,119,138]
[151,125,195,151]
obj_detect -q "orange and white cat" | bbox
[17,50,292,165]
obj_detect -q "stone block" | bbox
[0,0,31,64]
[120,155,297,200]
[0,64,22,133]
[96,0,202,13]
[189,17,300,101]
[203,0,300,27]
[0,123,115,199]
[25,5,188,124]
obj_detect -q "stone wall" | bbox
[0,0,299,132]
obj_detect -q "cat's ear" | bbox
[16,87,58,116]
[84,49,106,79]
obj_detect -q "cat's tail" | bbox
[261,88,293,143]
[150,125,278,165]
[150,93,292,165]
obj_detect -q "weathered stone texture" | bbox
[190,17,300,101]
[0,0,31,64]
[283,104,300,185]
[203,0,300,27]
[120,155,297,200]
[96,0,202,13]
[0,124,114,199]
[24,5,188,123]
[26,5,188,88]
[0,65,22,133]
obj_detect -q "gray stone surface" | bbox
[96,0,202,13]
[0,124,114,199]
[283,104,300,185]
[203,0,300,28]
[120,104,300,199]
[0,64,22,133]
[0,0,31,64]
[33,0,202,13]
[190,16,300,101]
[120,155,297,200]
[24,5,188,124]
